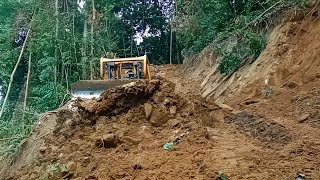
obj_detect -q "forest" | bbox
[0,0,306,155]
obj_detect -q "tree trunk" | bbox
[90,0,95,80]
[0,29,31,119]
[82,19,88,80]
[54,0,59,96]
[169,26,173,64]
[23,53,32,120]
[72,13,78,74]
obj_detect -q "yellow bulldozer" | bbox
[70,55,151,99]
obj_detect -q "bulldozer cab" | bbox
[100,55,151,80]
[70,55,151,99]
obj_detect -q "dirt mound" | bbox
[226,112,291,146]
[1,79,226,180]
[81,80,160,116]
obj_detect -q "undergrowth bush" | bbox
[0,103,38,158]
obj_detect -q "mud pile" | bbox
[1,79,226,180]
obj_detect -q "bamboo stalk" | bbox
[54,0,59,101]
[22,53,32,120]
[0,28,31,119]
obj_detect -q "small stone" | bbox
[58,135,67,143]
[144,103,153,118]
[65,119,74,127]
[115,130,124,138]
[169,106,177,114]
[205,127,220,140]
[217,103,234,111]
[66,161,77,171]
[286,81,299,89]
[82,157,91,165]
[39,145,47,153]
[150,114,167,126]
[298,113,310,123]
[167,119,182,128]
[152,91,164,103]
[163,98,171,105]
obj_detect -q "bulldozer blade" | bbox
[70,80,137,99]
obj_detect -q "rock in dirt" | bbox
[169,106,177,114]
[167,118,182,128]
[39,145,48,153]
[216,103,234,111]
[163,98,171,105]
[152,91,165,103]
[144,103,153,118]
[205,127,220,140]
[65,119,75,127]
[286,81,299,89]
[66,161,77,171]
[298,113,310,123]
[149,109,168,126]
[95,134,119,148]
[82,157,91,166]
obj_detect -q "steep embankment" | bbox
[178,6,320,105]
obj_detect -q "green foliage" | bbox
[218,31,266,74]
[176,0,306,74]
[0,103,38,157]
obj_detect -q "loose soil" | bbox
[225,111,292,146]
[3,4,320,180]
